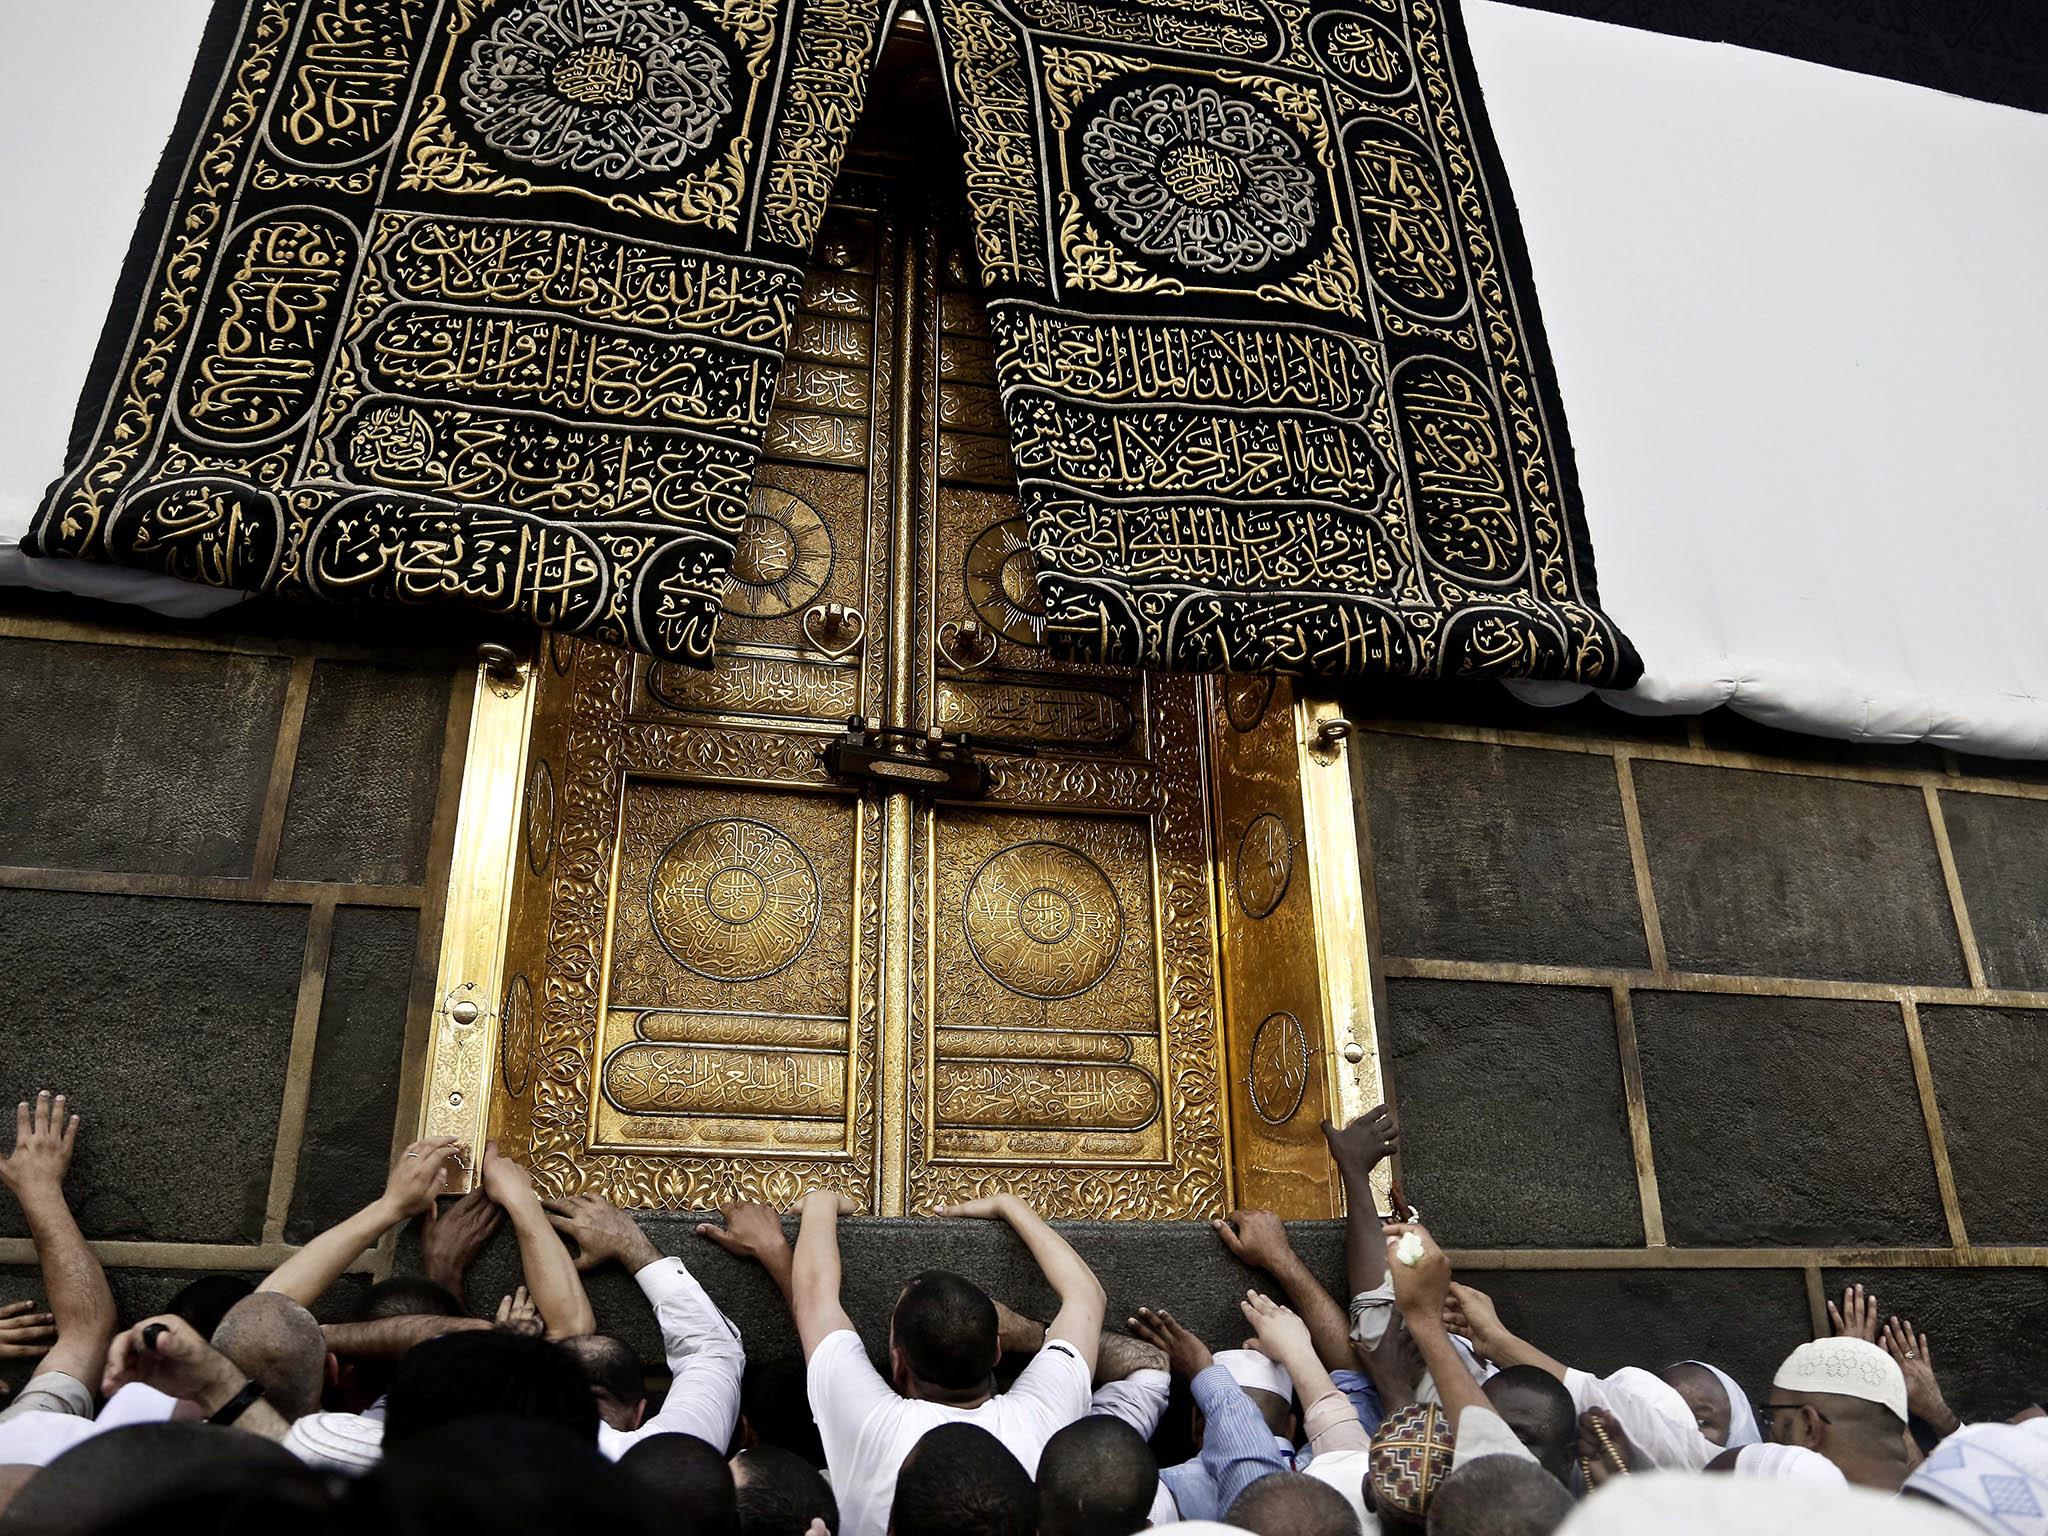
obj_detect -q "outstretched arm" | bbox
[1214,1208,1354,1373]
[1240,1289,1366,1454]
[941,1194,1106,1373]
[791,1190,857,1359]
[1322,1106,1398,1305]
[1384,1223,1490,1432]
[322,1313,492,1358]
[102,1316,292,1441]
[696,1200,796,1310]
[479,1142,594,1339]
[262,1136,462,1307]
[0,1092,116,1393]
[1443,1280,1567,1379]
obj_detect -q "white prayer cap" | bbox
[1215,1348,1294,1402]
[1773,1338,1909,1423]
[1733,1444,1849,1485]
[1904,1420,2048,1536]
[1559,1470,1979,1536]
[283,1410,385,1473]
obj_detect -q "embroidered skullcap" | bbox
[1774,1337,1909,1423]
[1368,1401,1454,1520]
[1215,1349,1294,1402]
[1904,1420,2048,1535]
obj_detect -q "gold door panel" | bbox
[423,69,1388,1219]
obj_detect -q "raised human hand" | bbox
[937,1194,1016,1221]
[101,1315,244,1410]
[1578,1406,1640,1487]
[544,1191,657,1273]
[420,1188,502,1293]
[1442,1282,1504,1358]
[1382,1222,1450,1321]
[1238,1288,1314,1364]
[0,1299,56,1359]
[382,1136,464,1220]
[0,1091,79,1195]
[1828,1283,1880,1343]
[696,1199,793,1267]
[801,1189,857,1218]
[1128,1305,1214,1381]
[494,1286,544,1337]
[1213,1209,1295,1273]
[1882,1316,1957,1431]
[478,1139,541,1210]
[1320,1104,1398,1176]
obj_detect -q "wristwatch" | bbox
[206,1378,267,1426]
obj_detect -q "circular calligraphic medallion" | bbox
[1233,812,1293,919]
[1248,1010,1311,1125]
[650,819,821,982]
[499,971,536,1097]
[1080,81,1320,277]
[724,487,833,619]
[524,758,556,876]
[964,518,1049,647]
[1223,674,1275,732]
[461,0,735,181]
[965,842,1123,1000]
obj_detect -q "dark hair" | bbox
[561,1333,648,1406]
[891,1271,999,1391]
[1225,1470,1361,1536]
[161,1273,255,1339]
[359,1276,465,1321]
[733,1445,840,1536]
[0,1423,328,1536]
[618,1433,739,1536]
[888,1423,1037,1536]
[344,1418,661,1535]
[742,1360,826,1466]
[1037,1415,1159,1536]
[1483,1366,1578,1474]
[383,1330,599,1448]
[1425,1456,1574,1536]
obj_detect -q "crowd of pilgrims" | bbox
[0,1090,2041,1535]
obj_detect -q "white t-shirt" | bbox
[807,1329,1094,1536]
[0,1384,179,1468]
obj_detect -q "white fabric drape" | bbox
[1465,1,2048,757]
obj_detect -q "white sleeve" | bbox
[599,1255,746,1457]
[1090,1368,1170,1440]
[1003,1339,1096,1436]
[1565,1366,1713,1471]
[807,1327,902,1478]
[1451,1406,1539,1469]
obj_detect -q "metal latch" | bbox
[821,717,990,797]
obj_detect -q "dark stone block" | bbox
[1363,735,1649,968]
[0,890,307,1244]
[1820,1268,2048,1423]
[1477,1267,1812,1401]
[1918,1006,2048,1246]
[285,908,420,1244]
[1633,763,1966,985]
[276,660,451,886]
[0,637,287,876]
[0,1266,365,1391]
[1937,793,2048,993]
[1633,991,1948,1248]
[1380,980,1642,1247]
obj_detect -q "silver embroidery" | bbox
[1080,81,1319,276]
[461,0,734,181]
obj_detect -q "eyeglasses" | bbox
[1756,1401,1832,1426]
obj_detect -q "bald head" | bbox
[1225,1470,1361,1536]
[1425,1456,1573,1536]
[212,1292,327,1420]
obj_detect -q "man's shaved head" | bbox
[1037,1415,1159,1536]
[1225,1470,1361,1536]
[1425,1456,1573,1536]
[211,1291,327,1420]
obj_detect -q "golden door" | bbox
[422,71,1385,1219]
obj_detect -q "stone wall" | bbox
[0,607,468,1367]
[1347,685,2048,1419]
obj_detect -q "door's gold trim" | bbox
[419,649,537,1186]
[1297,692,1392,1212]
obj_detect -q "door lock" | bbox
[821,717,989,797]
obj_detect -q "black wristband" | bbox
[206,1379,266,1427]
